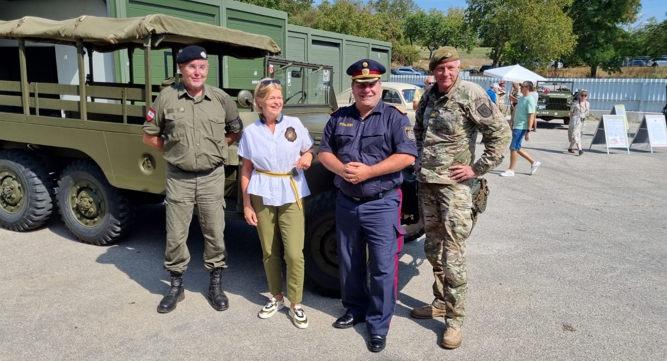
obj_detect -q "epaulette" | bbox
[392,105,407,115]
[330,107,346,116]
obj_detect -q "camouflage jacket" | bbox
[414,75,511,184]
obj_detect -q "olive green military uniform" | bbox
[143,83,243,273]
[414,52,511,329]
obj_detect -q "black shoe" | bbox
[367,334,386,353]
[333,313,364,329]
[157,271,184,314]
[208,268,229,311]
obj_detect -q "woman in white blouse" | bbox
[568,89,590,155]
[238,78,314,329]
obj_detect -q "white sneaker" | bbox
[289,305,309,329]
[258,297,284,319]
[499,170,515,177]
[530,161,541,175]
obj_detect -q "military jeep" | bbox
[0,15,421,297]
[535,80,574,125]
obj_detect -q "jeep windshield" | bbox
[264,57,337,111]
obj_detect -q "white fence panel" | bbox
[390,75,667,112]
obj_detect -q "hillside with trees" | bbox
[236,0,666,78]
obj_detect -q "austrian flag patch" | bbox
[146,108,156,121]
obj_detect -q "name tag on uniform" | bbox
[165,107,186,114]
[339,122,354,127]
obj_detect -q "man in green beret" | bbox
[411,46,511,349]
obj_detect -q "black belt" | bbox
[344,185,399,202]
[169,163,222,175]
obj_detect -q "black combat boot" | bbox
[208,268,229,311]
[157,271,184,314]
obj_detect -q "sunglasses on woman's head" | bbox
[261,79,281,86]
[580,94,587,97]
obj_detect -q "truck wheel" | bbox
[0,150,53,231]
[57,160,134,245]
[304,190,341,298]
[563,117,571,125]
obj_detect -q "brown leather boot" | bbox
[410,304,447,319]
[441,326,462,349]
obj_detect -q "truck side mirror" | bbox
[237,89,254,110]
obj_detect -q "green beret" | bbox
[429,46,459,71]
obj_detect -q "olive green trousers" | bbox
[251,194,305,304]
[164,164,227,273]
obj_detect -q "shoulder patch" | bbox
[474,97,493,119]
[392,105,407,115]
[146,107,156,122]
[404,126,416,142]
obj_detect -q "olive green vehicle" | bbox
[0,15,421,296]
[535,80,575,125]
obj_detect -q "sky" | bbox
[414,0,666,25]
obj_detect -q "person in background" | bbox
[500,81,541,177]
[413,76,435,110]
[509,82,521,114]
[486,83,499,104]
[529,84,539,131]
[568,89,590,155]
[496,81,507,113]
[238,78,314,329]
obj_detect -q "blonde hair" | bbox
[253,78,283,111]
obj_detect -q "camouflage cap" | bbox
[429,46,459,71]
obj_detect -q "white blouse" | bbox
[237,114,313,207]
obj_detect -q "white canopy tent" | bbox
[483,65,546,83]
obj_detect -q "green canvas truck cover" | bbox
[0,14,281,58]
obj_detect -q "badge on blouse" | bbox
[285,126,297,142]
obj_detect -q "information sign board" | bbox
[589,115,630,154]
[630,114,667,153]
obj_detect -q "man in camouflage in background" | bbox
[411,46,511,349]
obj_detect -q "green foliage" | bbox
[391,40,421,65]
[404,8,476,59]
[311,1,382,39]
[566,0,641,77]
[467,0,576,67]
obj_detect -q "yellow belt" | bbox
[254,168,302,209]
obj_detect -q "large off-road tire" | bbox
[57,159,134,245]
[303,188,424,297]
[0,150,54,231]
[563,117,571,125]
[304,190,340,298]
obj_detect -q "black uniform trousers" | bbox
[336,189,404,336]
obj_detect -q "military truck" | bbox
[0,15,421,296]
[535,80,574,125]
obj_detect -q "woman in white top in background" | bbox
[568,89,590,155]
[238,78,314,329]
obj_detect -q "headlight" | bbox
[537,105,546,110]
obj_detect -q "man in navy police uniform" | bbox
[318,59,418,353]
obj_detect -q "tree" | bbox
[467,0,576,68]
[404,8,476,58]
[638,18,667,59]
[567,0,641,77]
[311,0,382,40]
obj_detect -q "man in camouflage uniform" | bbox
[410,46,511,349]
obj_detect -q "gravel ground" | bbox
[1,119,666,360]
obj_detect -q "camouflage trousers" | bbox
[419,181,474,328]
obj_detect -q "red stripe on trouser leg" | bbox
[394,189,403,300]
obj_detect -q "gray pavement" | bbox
[1,119,667,360]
